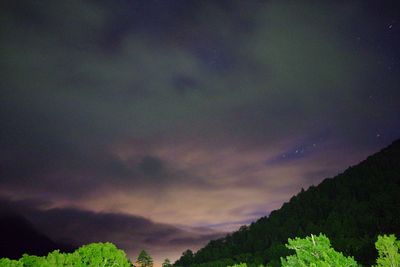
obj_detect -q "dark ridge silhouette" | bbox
[0,212,74,259]
[174,139,400,267]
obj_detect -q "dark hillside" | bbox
[174,139,400,266]
[0,213,74,259]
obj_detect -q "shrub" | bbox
[280,234,359,267]
[373,234,400,267]
[0,242,131,267]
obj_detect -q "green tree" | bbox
[174,249,194,267]
[229,264,265,267]
[45,250,75,267]
[0,258,23,267]
[137,250,153,267]
[280,234,359,267]
[19,254,51,267]
[74,242,131,267]
[373,234,400,267]
[162,258,173,267]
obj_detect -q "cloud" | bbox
[138,156,164,176]
[0,0,400,265]
[0,197,225,264]
[1,0,398,218]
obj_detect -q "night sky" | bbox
[1,0,400,265]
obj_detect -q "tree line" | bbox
[0,244,174,267]
[1,233,398,267]
[227,233,399,267]
[174,139,400,266]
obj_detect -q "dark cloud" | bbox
[0,197,225,262]
[0,0,400,265]
[172,75,200,96]
[138,156,164,176]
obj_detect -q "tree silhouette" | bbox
[137,250,153,267]
[162,258,173,267]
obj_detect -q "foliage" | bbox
[280,234,358,266]
[174,140,400,266]
[137,250,153,267]
[229,264,265,267]
[19,254,50,267]
[74,242,131,267]
[0,258,22,267]
[373,234,400,267]
[1,235,400,267]
[163,258,173,267]
[174,250,194,267]
[0,243,131,267]
[186,257,235,267]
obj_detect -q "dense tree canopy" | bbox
[0,243,131,267]
[280,234,358,266]
[174,139,400,266]
[228,234,400,267]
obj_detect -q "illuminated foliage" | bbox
[74,242,131,267]
[0,243,131,267]
[280,234,358,267]
[0,258,22,267]
[373,234,400,267]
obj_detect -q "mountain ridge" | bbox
[174,139,400,267]
[0,212,75,259]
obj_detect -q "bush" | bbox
[280,234,359,267]
[74,242,131,267]
[373,234,400,267]
[0,258,22,267]
[0,242,131,267]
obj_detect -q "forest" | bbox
[173,139,400,267]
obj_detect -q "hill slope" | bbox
[0,213,74,259]
[174,140,400,267]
